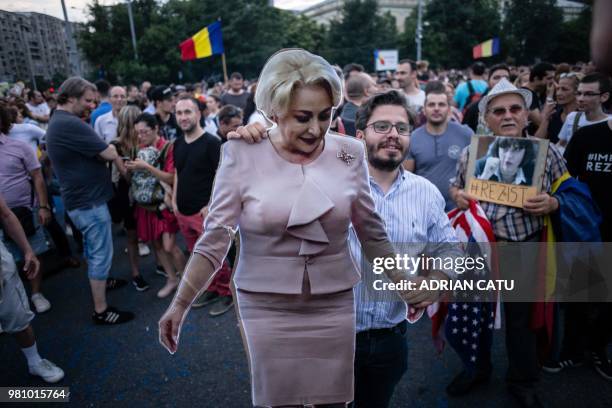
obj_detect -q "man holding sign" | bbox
[449,79,567,407]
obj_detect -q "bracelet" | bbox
[39,205,51,211]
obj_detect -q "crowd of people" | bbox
[0,50,611,408]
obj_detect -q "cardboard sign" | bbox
[465,135,549,208]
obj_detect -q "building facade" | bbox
[301,0,418,33]
[0,10,85,84]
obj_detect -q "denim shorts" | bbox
[1,206,49,263]
[68,204,113,281]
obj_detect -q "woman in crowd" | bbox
[108,105,148,291]
[126,113,185,298]
[158,49,414,407]
[535,72,581,142]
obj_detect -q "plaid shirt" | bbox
[452,138,567,241]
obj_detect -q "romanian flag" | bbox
[179,21,224,61]
[472,37,500,59]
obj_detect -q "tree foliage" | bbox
[77,0,593,83]
[325,0,398,71]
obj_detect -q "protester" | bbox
[454,62,487,111]
[6,104,45,152]
[522,62,556,134]
[126,113,185,298]
[0,103,52,313]
[396,59,426,110]
[352,89,459,407]
[405,82,473,211]
[341,73,378,136]
[151,86,181,142]
[216,105,243,142]
[107,105,148,291]
[220,72,249,110]
[450,78,567,406]
[558,72,611,148]
[462,64,511,134]
[46,77,134,325]
[535,72,581,142]
[94,86,127,143]
[159,49,417,408]
[0,194,64,383]
[90,79,111,126]
[25,90,50,127]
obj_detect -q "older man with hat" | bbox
[449,79,567,407]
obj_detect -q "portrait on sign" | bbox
[465,136,548,208]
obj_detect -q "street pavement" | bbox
[1,228,611,407]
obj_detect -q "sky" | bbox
[0,0,323,22]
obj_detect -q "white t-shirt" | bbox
[405,89,426,111]
[94,111,118,143]
[26,102,50,118]
[8,123,45,153]
[558,111,612,143]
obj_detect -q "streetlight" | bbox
[126,0,139,61]
[416,0,423,61]
[60,0,82,76]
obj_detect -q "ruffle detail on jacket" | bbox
[286,177,334,256]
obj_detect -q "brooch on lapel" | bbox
[337,145,355,165]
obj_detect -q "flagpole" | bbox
[221,53,228,84]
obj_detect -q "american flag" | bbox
[430,200,499,370]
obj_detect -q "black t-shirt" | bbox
[46,110,113,211]
[156,113,183,142]
[564,120,612,240]
[522,87,543,136]
[220,92,250,111]
[546,106,564,144]
[173,132,222,215]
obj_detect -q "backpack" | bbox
[131,142,171,209]
[571,111,583,139]
[463,80,485,115]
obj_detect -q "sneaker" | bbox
[192,291,220,308]
[92,307,134,325]
[591,351,612,381]
[542,357,583,373]
[155,265,168,278]
[157,280,178,298]
[138,243,151,257]
[29,359,65,383]
[132,275,150,292]
[31,293,51,313]
[209,295,234,317]
[106,278,127,290]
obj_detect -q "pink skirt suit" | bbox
[193,132,395,406]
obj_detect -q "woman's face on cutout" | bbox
[274,84,333,155]
[498,145,526,178]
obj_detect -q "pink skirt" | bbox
[235,286,355,406]
[134,206,179,242]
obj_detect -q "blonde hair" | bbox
[116,105,141,158]
[255,49,342,119]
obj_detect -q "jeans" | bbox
[67,204,113,281]
[352,321,408,408]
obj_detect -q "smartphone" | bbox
[122,156,131,162]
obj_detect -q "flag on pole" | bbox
[179,21,224,61]
[472,38,500,59]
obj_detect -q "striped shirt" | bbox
[350,168,460,333]
[452,139,567,241]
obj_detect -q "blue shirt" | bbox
[349,168,460,332]
[454,79,488,110]
[90,101,111,126]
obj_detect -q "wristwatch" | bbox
[39,205,51,211]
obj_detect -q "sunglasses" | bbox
[488,104,524,117]
[560,72,579,79]
[366,120,412,135]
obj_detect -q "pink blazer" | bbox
[193,132,395,295]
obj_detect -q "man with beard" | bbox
[351,90,460,407]
[46,77,134,325]
[172,96,233,316]
[404,82,473,211]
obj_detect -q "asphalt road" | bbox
[1,229,611,407]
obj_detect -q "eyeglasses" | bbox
[575,91,603,97]
[366,121,412,135]
[488,104,524,117]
